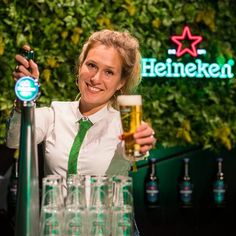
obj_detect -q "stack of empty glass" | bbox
[40,175,134,236]
[64,174,87,235]
[88,176,111,236]
[40,175,64,236]
[111,176,134,236]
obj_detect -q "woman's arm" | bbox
[6,106,54,149]
[6,110,22,149]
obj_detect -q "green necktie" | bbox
[68,117,93,175]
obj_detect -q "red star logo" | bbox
[171,26,202,57]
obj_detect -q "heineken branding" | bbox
[15,76,39,102]
[142,58,234,79]
[142,26,235,79]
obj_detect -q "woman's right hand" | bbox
[13,44,39,81]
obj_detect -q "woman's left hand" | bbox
[134,122,156,154]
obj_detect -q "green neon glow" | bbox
[228,59,235,66]
[142,58,235,79]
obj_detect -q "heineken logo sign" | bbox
[15,76,39,102]
[142,26,235,79]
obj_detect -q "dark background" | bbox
[131,147,236,236]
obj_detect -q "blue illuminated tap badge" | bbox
[15,76,39,102]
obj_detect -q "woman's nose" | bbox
[90,71,101,83]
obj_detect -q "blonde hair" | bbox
[76,29,142,107]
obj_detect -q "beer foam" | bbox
[117,95,142,106]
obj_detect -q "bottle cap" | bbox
[149,158,157,163]
[217,158,223,162]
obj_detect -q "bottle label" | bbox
[179,181,193,204]
[146,181,159,203]
[213,180,225,205]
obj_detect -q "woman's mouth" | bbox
[86,83,102,93]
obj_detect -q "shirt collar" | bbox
[75,99,111,124]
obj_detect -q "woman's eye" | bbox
[105,70,114,76]
[87,62,96,69]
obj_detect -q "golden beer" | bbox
[117,95,142,160]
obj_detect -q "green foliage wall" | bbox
[0,0,236,153]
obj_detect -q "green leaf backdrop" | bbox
[0,0,236,153]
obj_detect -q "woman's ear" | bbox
[117,79,126,91]
[75,65,81,87]
[76,76,79,87]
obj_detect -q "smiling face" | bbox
[78,44,126,115]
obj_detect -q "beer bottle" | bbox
[178,158,193,207]
[213,158,226,207]
[145,158,160,208]
[7,158,18,221]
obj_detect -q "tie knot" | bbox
[81,117,89,122]
[79,117,93,129]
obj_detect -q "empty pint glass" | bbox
[88,176,111,236]
[111,176,134,236]
[64,174,87,236]
[117,95,142,160]
[40,175,64,236]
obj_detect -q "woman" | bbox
[7,29,156,190]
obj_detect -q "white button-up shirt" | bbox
[6,101,131,192]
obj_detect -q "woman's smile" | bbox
[86,83,103,93]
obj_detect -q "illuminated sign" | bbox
[142,26,235,79]
[171,26,202,58]
[142,58,234,78]
[15,76,39,102]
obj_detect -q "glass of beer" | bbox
[117,95,142,161]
